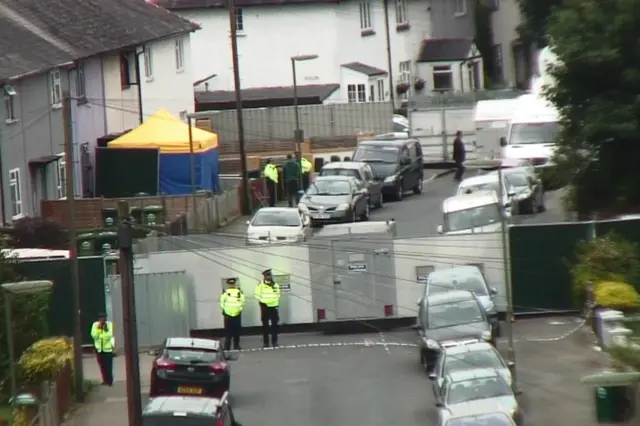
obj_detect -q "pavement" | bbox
[65,317,608,426]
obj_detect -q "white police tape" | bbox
[226,340,418,353]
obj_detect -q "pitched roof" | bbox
[417,39,474,63]
[158,0,338,9]
[195,84,340,104]
[341,62,388,77]
[0,0,198,81]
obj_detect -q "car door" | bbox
[399,146,412,190]
[362,165,381,203]
[408,142,421,186]
[353,179,366,214]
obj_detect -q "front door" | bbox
[331,239,375,319]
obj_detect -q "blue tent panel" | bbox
[159,147,220,195]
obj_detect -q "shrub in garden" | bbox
[594,281,640,311]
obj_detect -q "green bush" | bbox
[594,281,640,310]
[571,232,640,302]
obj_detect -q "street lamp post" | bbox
[290,54,319,150]
[2,281,54,397]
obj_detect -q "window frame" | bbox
[493,44,504,83]
[356,84,366,102]
[57,154,67,199]
[76,62,86,102]
[455,0,467,16]
[395,0,408,24]
[399,60,411,100]
[377,79,384,101]
[359,1,373,30]
[144,47,153,80]
[9,168,22,219]
[4,87,16,123]
[433,65,453,92]
[236,8,244,33]
[120,53,132,89]
[49,69,62,107]
[347,84,357,103]
[175,38,185,72]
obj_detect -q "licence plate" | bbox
[177,386,203,395]
[312,214,330,219]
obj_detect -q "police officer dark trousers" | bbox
[220,279,246,350]
[254,269,281,348]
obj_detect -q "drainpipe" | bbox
[0,85,7,223]
[134,49,144,124]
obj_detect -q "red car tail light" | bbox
[209,362,228,373]
[155,358,176,369]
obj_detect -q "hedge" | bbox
[12,337,73,426]
[595,281,640,311]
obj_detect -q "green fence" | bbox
[509,222,589,313]
[14,256,106,345]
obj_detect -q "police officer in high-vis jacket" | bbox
[90,313,114,386]
[254,269,281,348]
[219,278,246,350]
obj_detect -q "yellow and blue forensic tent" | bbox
[108,109,218,153]
[108,109,220,194]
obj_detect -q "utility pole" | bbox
[118,200,142,426]
[228,0,250,215]
[187,117,198,229]
[62,91,85,402]
[382,0,395,107]
[497,167,516,389]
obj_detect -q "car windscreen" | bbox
[446,377,512,404]
[307,180,352,195]
[444,204,501,232]
[251,211,301,227]
[164,347,221,363]
[144,416,216,426]
[353,145,399,163]
[508,122,560,144]
[427,299,484,329]
[457,181,499,195]
[427,273,488,296]
[505,173,529,188]
[320,168,360,179]
[443,349,504,375]
[445,412,514,426]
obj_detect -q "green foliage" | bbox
[594,282,640,310]
[516,0,560,44]
[570,232,640,299]
[608,345,640,372]
[545,0,640,215]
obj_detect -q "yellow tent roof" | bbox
[108,109,218,153]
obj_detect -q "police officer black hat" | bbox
[226,278,237,285]
[262,269,272,276]
[98,312,107,319]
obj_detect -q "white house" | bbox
[102,33,196,133]
[160,0,480,108]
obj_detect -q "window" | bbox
[49,69,62,106]
[179,110,187,121]
[369,84,375,101]
[347,84,366,103]
[120,53,132,89]
[175,38,185,72]
[57,155,66,199]
[76,62,86,100]
[236,8,244,32]
[144,47,153,79]
[455,0,467,15]
[493,44,504,83]
[433,65,453,91]
[399,61,411,99]
[377,79,384,101]
[4,85,16,123]
[9,168,22,218]
[360,1,372,30]
[395,0,407,23]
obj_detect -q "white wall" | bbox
[102,52,140,133]
[179,0,431,101]
[140,34,195,119]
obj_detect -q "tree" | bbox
[517,0,560,45]
[9,217,67,249]
[545,0,640,215]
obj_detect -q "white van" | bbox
[437,190,503,235]
[501,94,559,168]
[473,99,517,159]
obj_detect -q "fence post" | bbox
[440,92,449,161]
[329,104,336,137]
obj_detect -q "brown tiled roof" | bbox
[417,38,474,63]
[196,84,340,104]
[158,0,339,9]
[341,62,388,77]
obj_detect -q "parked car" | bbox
[142,394,242,426]
[501,168,545,213]
[438,191,504,235]
[298,176,369,224]
[424,266,500,335]
[351,135,423,201]
[456,174,512,215]
[438,407,517,426]
[435,368,523,426]
[415,290,496,374]
[429,341,514,392]
[319,161,384,208]
[245,207,311,245]
[149,338,236,397]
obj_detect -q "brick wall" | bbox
[41,193,212,229]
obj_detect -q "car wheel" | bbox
[375,193,384,208]
[361,203,370,221]
[413,176,423,194]
[395,181,404,201]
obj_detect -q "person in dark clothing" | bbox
[283,154,301,207]
[453,131,466,181]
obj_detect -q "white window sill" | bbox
[51,103,62,110]
[454,11,467,17]
[236,32,246,37]
[5,118,19,125]
[11,213,24,221]
[146,76,154,83]
[176,68,184,74]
